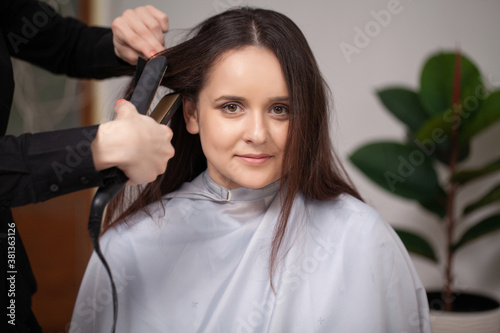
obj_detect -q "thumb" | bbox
[114,99,138,119]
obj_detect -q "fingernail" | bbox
[150,51,157,58]
[115,99,126,105]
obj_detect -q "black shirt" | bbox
[0,1,133,331]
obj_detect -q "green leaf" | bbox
[394,228,438,262]
[452,158,500,185]
[349,142,440,201]
[452,214,500,251]
[377,87,429,133]
[414,113,470,164]
[420,52,482,117]
[461,90,500,141]
[463,184,500,215]
[415,112,452,143]
[418,187,447,218]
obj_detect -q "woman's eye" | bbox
[223,104,240,113]
[272,105,288,115]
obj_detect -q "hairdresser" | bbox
[0,1,173,331]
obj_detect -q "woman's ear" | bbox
[183,97,200,134]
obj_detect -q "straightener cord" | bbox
[88,170,127,333]
[86,56,168,333]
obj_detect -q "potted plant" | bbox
[349,50,500,332]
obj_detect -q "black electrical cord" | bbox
[88,169,128,333]
[86,55,168,333]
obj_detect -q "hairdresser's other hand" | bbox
[91,100,174,185]
[111,5,169,65]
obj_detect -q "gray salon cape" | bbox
[70,170,431,332]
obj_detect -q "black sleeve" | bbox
[0,0,136,208]
[1,0,134,78]
[0,125,124,208]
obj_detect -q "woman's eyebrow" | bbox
[214,95,247,102]
[269,96,289,102]
[214,96,289,102]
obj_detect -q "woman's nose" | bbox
[243,111,269,144]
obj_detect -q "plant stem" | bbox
[445,103,460,311]
[445,152,457,311]
[444,49,462,311]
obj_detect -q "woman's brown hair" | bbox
[104,7,361,289]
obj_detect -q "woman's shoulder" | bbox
[299,193,421,287]
[302,193,397,246]
[306,193,381,226]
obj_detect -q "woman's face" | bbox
[183,46,290,190]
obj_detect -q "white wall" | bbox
[93,0,500,300]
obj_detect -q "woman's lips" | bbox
[236,154,272,165]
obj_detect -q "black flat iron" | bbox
[87,55,181,333]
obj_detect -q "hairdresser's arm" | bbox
[0,101,174,207]
[2,0,168,76]
[1,126,101,208]
[2,0,128,78]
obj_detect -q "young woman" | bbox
[71,7,431,333]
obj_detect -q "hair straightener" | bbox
[87,55,182,333]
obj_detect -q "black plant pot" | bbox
[428,291,499,312]
[427,291,500,333]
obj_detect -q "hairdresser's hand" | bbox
[111,5,169,65]
[91,100,174,185]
